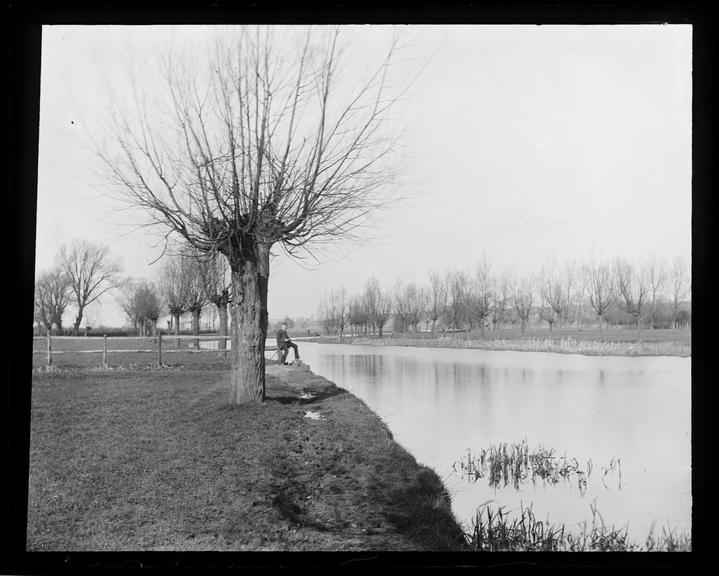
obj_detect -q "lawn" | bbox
[27,363,466,551]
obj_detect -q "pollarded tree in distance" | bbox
[512,274,534,335]
[58,240,122,336]
[34,267,72,334]
[614,258,649,342]
[98,26,407,403]
[583,259,615,336]
[425,270,448,336]
[539,261,566,333]
[647,256,667,330]
[197,250,232,352]
[119,278,163,336]
[160,254,191,347]
[183,249,209,349]
[363,277,393,338]
[670,255,690,329]
[466,260,493,337]
[444,271,470,333]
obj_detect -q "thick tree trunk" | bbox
[218,303,228,353]
[228,245,269,404]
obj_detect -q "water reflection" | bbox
[299,343,691,542]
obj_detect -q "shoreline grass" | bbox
[314,334,690,357]
[465,502,691,552]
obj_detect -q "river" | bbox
[295,341,691,542]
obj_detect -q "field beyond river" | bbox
[314,327,691,357]
[27,362,465,551]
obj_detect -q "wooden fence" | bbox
[32,334,283,367]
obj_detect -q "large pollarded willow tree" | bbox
[98,26,405,403]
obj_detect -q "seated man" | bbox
[276,322,300,365]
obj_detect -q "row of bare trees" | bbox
[316,255,691,341]
[34,240,122,335]
[117,246,232,348]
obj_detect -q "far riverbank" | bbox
[312,328,690,357]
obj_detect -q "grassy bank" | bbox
[27,363,466,551]
[315,328,691,357]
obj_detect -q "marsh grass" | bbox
[327,335,690,357]
[454,440,620,494]
[465,501,691,552]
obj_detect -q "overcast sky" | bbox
[35,24,692,327]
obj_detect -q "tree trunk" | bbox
[174,312,181,347]
[228,245,269,404]
[191,310,201,348]
[73,309,83,336]
[218,303,228,354]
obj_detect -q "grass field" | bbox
[27,363,465,551]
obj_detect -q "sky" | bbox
[34,24,692,327]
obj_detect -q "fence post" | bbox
[103,334,108,367]
[46,332,52,366]
[157,332,162,367]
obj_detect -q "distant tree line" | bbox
[34,240,122,335]
[315,255,691,342]
[33,240,233,345]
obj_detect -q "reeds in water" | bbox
[465,501,691,552]
[454,440,618,494]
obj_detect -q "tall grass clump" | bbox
[454,440,619,494]
[465,502,691,552]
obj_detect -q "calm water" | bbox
[296,342,691,541]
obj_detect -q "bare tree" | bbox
[97,26,407,403]
[331,287,349,341]
[119,279,163,336]
[584,259,615,336]
[670,255,690,329]
[34,267,72,334]
[195,250,232,351]
[491,272,511,330]
[160,255,191,347]
[444,271,470,332]
[183,250,209,349]
[363,277,392,338]
[58,240,122,335]
[512,275,534,334]
[647,256,667,329]
[614,258,649,342]
[466,260,493,337]
[317,293,336,336]
[348,295,369,336]
[561,261,577,328]
[393,282,423,333]
[539,261,566,333]
[425,270,448,336]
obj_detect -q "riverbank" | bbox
[314,333,691,357]
[27,364,466,551]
